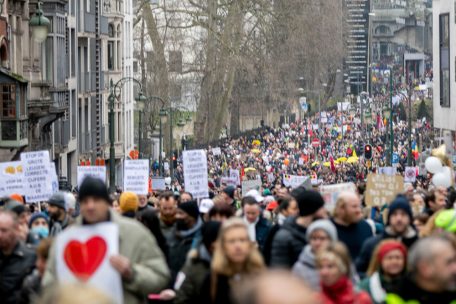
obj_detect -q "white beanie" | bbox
[306,219,338,242]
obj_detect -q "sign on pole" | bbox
[242,179,262,196]
[0,161,24,197]
[365,174,404,207]
[123,160,149,195]
[404,167,417,183]
[320,183,357,213]
[77,166,107,188]
[21,151,53,203]
[229,169,241,186]
[183,150,209,199]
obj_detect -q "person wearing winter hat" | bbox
[119,191,139,218]
[28,212,50,242]
[293,219,338,290]
[358,240,407,304]
[356,195,418,275]
[47,192,73,237]
[43,176,170,304]
[221,185,236,210]
[168,200,203,281]
[270,187,328,268]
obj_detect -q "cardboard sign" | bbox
[242,179,262,196]
[55,223,122,304]
[378,167,397,176]
[0,161,24,197]
[183,150,209,199]
[365,174,404,207]
[229,169,241,186]
[123,160,149,195]
[319,183,357,213]
[212,147,222,156]
[283,174,310,189]
[151,178,166,191]
[404,167,417,183]
[77,166,107,188]
[21,151,53,203]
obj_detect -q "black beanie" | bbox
[78,176,111,205]
[291,187,325,216]
[201,221,221,250]
[178,201,200,220]
[388,195,413,225]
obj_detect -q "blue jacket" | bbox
[255,216,271,252]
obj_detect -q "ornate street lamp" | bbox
[29,2,51,43]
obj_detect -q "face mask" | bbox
[32,226,49,238]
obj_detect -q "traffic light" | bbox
[173,152,178,168]
[364,144,373,160]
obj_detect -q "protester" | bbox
[270,187,327,267]
[0,210,36,304]
[5,200,33,243]
[64,192,77,218]
[221,186,236,210]
[201,218,265,304]
[424,189,447,216]
[174,221,221,304]
[357,195,418,274]
[199,198,215,221]
[158,191,178,240]
[137,208,169,262]
[137,194,151,216]
[47,192,73,236]
[331,191,373,260]
[316,242,372,304]
[180,192,194,204]
[358,240,407,304]
[43,176,170,304]
[28,212,49,245]
[208,203,234,222]
[119,191,139,218]
[241,196,271,251]
[292,219,338,290]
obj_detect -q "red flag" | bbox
[330,155,336,173]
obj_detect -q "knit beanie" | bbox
[376,240,407,263]
[201,221,221,250]
[78,176,111,205]
[291,187,325,216]
[387,195,413,225]
[223,186,235,199]
[306,219,338,242]
[9,193,24,204]
[29,212,49,228]
[119,192,139,213]
[178,201,200,220]
[48,192,67,210]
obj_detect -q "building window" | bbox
[0,84,16,118]
[439,14,450,107]
[108,41,114,70]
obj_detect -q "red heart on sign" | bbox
[63,236,107,281]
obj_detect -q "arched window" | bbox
[108,24,114,38]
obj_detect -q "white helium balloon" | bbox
[442,166,454,184]
[425,156,443,174]
[432,172,452,188]
[165,177,172,185]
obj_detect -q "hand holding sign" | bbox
[110,255,133,280]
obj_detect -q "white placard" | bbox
[320,183,357,213]
[229,169,241,186]
[378,167,397,176]
[404,167,417,183]
[0,161,24,197]
[50,162,59,194]
[77,166,107,188]
[242,179,262,196]
[212,147,222,156]
[55,223,122,304]
[183,150,209,199]
[151,178,166,191]
[220,177,238,187]
[21,151,53,203]
[283,174,310,189]
[123,160,149,195]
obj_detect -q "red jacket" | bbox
[320,276,372,304]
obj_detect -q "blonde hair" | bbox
[38,283,115,304]
[316,242,352,277]
[366,240,406,276]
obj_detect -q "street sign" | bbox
[392,153,399,164]
[312,138,320,148]
[299,97,307,111]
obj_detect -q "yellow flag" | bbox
[353,150,357,158]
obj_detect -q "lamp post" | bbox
[135,92,147,158]
[383,106,391,165]
[30,2,50,43]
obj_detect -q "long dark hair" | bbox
[137,209,169,262]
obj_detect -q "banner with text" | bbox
[320,183,357,213]
[123,160,149,195]
[21,151,53,203]
[0,161,24,197]
[283,174,310,189]
[242,179,262,196]
[77,166,107,188]
[183,150,209,199]
[365,174,404,207]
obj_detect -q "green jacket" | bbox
[42,210,170,304]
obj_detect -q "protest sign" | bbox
[123,160,149,195]
[283,174,310,189]
[319,183,357,213]
[50,162,59,194]
[21,151,53,203]
[404,167,417,183]
[267,173,275,183]
[365,174,404,207]
[221,177,238,187]
[212,147,222,156]
[151,178,166,191]
[77,166,107,188]
[55,223,122,304]
[378,167,397,176]
[230,169,241,185]
[242,179,262,196]
[0,161,24,197]
[183,150,209,199]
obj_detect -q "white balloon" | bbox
[425,156,443,174]
[165,177,172,185]
[442,166,454,184]
[432,172,452,188]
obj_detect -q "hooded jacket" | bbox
[292,245,320,290]
[270,217,307,268]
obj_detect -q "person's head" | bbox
[137,194,148,208]
[413,213,430,235]
[176,201,200,230]
[411,192,425,214]
[222,186,236,203]
[306,219,338,254]
[119,192,139,217]
[6,201,29,226]
[212,218,264,276]
[36,238,53,277]
[47,192,68,221]
[291,187,327,220]
[29,212,49,239]
[9,193,24,204]
[387,195,413,235]
[65,192,77,217]
[425,189,447,213]
[78,177,112,224]
[0,211,19,253]
[316,242,352,287]
[208,203,234,222]
[180,192,193,204]
[333,191,362,225]
[408,236,456,292]
[242,196,260,224]
[137,208,168,256]
[201,221,221,254]
[277,196,299,218]
[367,240,407,278]
[159,191,178,225]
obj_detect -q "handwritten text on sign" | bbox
[0,161,24,197]
[21,151,53,203]
[124,160,149,195]
[183,150,209,199]
[242,179,262,196]
[365,174,404,207]
[77,166,107,188]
